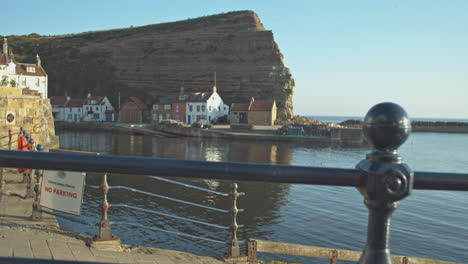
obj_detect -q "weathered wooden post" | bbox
[93,173,120,246]
[31,144,44,220]
[227,183,241,258]
[356,102,414,264]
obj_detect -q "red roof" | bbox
[249,100,275,111]
[230,103,249,112]
[121,97,148,111]
[50,96,68,107]
[65,99,84,108]
[84,96,105,105]
[15,63,47,77]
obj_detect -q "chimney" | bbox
[251,97,255,102]
[3,38,8,61]
[36,54,41,67]
[179,86,185,99]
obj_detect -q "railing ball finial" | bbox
[356,102,414,264]
[36,144,44,152]
[363,102,411,153]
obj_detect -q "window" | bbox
[197,105,200,112]
[67,114,72,120]
[153,105,158,110]
[35,78,39,86]
[209,106,212,111]
[166,113,171,119]
[202,105,206,112]
[95,107,98,111]
[176,105,179,112]
[189,105,193,112]
[94,113,100,119]
[27,67,36,73]
[224,107,226,110]
[218,106,221,111]
[164,105,171,110]
[21,79,26,86]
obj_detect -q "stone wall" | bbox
[0,87,59,150]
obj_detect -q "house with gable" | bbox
[63,99,85,122]
[50,96,69,121]
[82,94,115,122]
[0,38,48,98]
[172,85,229,125]
[119,97,149,123]
[230,98,277,126]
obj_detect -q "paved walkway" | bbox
[0,169,228,264]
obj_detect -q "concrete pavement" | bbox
[0,168,228,264]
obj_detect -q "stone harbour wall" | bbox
[0,87,59,150]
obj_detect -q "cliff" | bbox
[3,10,295,119]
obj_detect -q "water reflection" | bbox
[57,129,293,257]
[56,130,468,263]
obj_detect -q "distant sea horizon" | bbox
[304,115,468,124]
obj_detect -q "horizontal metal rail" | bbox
[111,222,226,245]
[149,176,230,196]
[112,204,232,229]
[249,239,455,264]
[0,150,467,191]
[112,185,230,213]
[86,184,100,189]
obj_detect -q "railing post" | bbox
[227,183,241,258]
[31,144,44,220]
[93,173,120,245]
[25,138,35,198]
[356,102,414,264]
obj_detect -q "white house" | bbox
[82,94,115,122]
[63,99,84,122]
[0,38,48,98]
[50,96,69,121]
[185,85,229,125]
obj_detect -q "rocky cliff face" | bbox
[5,11,295,119]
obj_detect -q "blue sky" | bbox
[4,0,468,118]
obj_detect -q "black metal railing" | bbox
[0,102,467,264]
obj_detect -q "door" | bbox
[188,115,191,124]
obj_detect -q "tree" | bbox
[0,76,8,87]
[9,79,16,87]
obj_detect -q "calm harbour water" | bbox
[55,125,468,263]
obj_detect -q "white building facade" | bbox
[0,38,48,98]
[185,86,229,125]
[83,95,115,122]
[51,95,115,122]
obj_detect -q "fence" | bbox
[1,102,467,264]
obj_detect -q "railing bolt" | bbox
[356,102,414,264]
[227,183,241,258]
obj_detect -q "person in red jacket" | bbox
[17,130,30,183]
